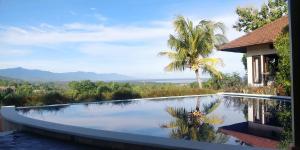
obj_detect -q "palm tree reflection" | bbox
[161,97,228,143]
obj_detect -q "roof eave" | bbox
[218,46,247,53]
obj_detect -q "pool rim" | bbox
[16,93,291,110]
[1,93,284,150]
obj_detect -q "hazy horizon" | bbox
[0,0,265,79]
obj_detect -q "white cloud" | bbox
[211,14,245,41]
[94,13,107,21]
[63,23,104,31]
[0,48,31,56]
[0,14,246,78]
[0,22,172,45]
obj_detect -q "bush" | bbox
[202,72,246,90]
[274,32,291,96]
[41,92,69,105]
[112,88,141,100]
[0,93,26,106]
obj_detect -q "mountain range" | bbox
[0,67,134,82]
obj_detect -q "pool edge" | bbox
[0,106,261,150]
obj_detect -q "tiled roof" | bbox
[218,16,288,53]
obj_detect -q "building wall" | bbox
[246,44,276,86]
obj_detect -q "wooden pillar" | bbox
[288,0,300,148]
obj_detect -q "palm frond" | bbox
[197,57,224,66]
[161,120,178,128]
[202,64,223,79]
[203,115,224,125]
[157,51,177,59]
[165,107,188,118]
[164,61,186,72]
[168,34,187,51]
[173,15,189,38]
[214,34,228,46]
[202,100,221,114]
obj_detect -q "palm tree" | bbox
[159,16,227,88]
[161,97,227,143]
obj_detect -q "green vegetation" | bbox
[202,72,246,90]
[274,32,291,96]
[0,79,216,107]
[159,16,227,88]
[234,0,287,33]
[200,73,281,95]
[276,104,292,149]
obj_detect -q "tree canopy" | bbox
[234,0,287,33]
[159,16,227,88]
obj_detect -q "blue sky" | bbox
[0,0,265,79]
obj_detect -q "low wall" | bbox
[0,106,258,150]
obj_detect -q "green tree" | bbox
[234,0,287,33]
[274,32,290,95]
[159,16,227,88]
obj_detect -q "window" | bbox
[252,56,261,83]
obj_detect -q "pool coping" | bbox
[0,106,262,150]
[16,93,291,110]
[17,94,217,109]
[1,93,281,150]
[219,92,291,100]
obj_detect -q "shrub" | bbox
[112,88,141,100]
[202,72,246,90]
[41,92,69,105]
[274,32,291,96]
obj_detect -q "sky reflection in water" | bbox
[18,95,290,148]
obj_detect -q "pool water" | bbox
[17,95,291,149]
[0,131,100,150]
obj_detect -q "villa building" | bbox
[218,16,288,86]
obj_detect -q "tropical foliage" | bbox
[0,79,216,107]
[234,0,287,33]
[159,16,227,88]
[202,72,246,90]
[200,73,283,95]
[161,97,228,143]
[274,32,291,96]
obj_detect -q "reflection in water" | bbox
[17,105,69,115]
[16,96,291,149]
[110,99,136,106]
[162,97,228,143]
[220,96,292,149]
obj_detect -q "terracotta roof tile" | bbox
[218,16,288,52]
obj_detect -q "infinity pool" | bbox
[17,95,291,149]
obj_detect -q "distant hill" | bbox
[0,67,134,82]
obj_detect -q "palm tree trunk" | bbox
[195,69,202,88]
[196,96,200,110]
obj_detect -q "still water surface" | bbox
[17,95,291,149]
